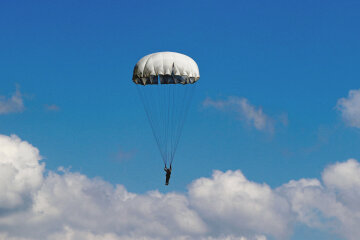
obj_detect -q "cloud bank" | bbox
[203,97,286,133]
[0,86,24,114]
[336,89,360,128]
[0,134,359,240]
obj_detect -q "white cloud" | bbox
[336,89,360,128]
[0,135,207,240]
[277,178,330,229]
[0,134,44,211]
[31,172,207,239]
[115,149,134,162]
[203,97,282,132]
[1,134,360,239]
[278,159,360,240]
[323,159,360,206]
[0,86,24,114]
[45,104,60,112]
[189,170,292,239]
[46,228,266,240]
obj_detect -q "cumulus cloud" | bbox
[189,170,292,239]
[1,134,360,240]
[0,134,44,211]
[0,134,208,240]
[336,89,360,128]
[0,86,25,114]
[203,97,285,133]
[278,159,360,240]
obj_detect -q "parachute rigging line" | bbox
[136,79,195,166]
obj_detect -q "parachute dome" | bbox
[133,52,200,85]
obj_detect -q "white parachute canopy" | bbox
[133,52,200,166]
[133,52,200,85]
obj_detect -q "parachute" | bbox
[133,52,200,166]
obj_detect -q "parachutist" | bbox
[164,164,172,185]
[134,52,199,185]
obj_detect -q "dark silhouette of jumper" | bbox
[164,164,172,185]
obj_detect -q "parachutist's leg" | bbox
[165,173,170,185]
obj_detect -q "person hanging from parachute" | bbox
[164,164,172,185]
[132,52,200,185]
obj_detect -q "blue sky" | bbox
[1,1,360,240]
